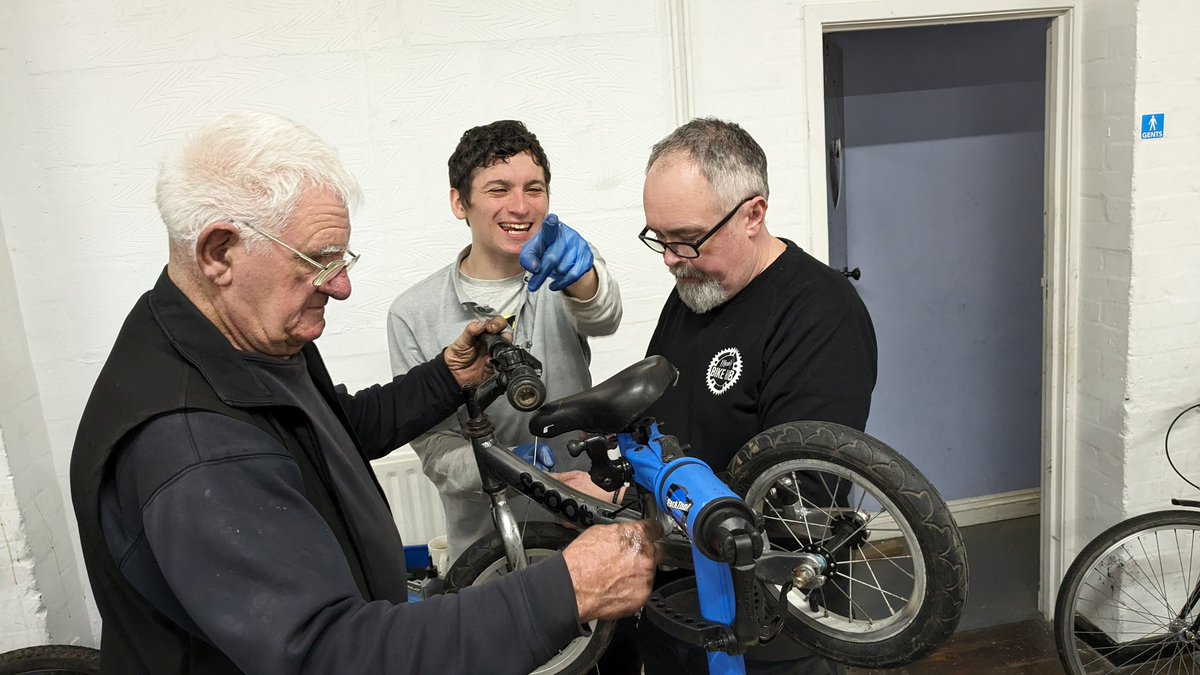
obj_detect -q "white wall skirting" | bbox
[869,487,1040,539]
[947,487,1041,528]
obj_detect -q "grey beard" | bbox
[671,265,728,314]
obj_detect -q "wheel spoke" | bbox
[820,572,877,624]
[763,492,812,549]
[1079,577,1176,628]
[845,571,911,607]
[849,552,854,622]
[858,536,917,581]
[1109,552,1181,626]
[1152,533,1175,618]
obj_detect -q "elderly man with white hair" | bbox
[70,112,658,675]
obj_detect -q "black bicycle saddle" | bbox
[529,356,678,437]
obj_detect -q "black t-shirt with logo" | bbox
[645,240,878,471]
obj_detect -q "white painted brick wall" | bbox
[1071,0,1139,548]
[0,12,96,643]
[0,209,91,646]
[1062,0,1200,566]
[0,428,50,650]
[0,0,681,643]
[0,214,61,648]
[2,0,1199,646]
[1121,0,1200,516]
[687,1,813,251]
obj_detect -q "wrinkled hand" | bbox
[514,441,556,472]
[562,519,663,622]
[442,316,509,389]
[519,214,595,292]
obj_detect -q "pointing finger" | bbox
[539,213,561,245]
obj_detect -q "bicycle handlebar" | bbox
[479,332,547,412]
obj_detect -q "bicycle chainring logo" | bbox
[705,347,743,396]
[665,483,693,528]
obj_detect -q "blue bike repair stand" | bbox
[620,425,747,675]
[692,552,744,674]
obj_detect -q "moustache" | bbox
[670,264,706,280]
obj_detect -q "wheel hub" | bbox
[829,513,870,549]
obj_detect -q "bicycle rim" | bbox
[743,458,927,644]
[466,548,599,674]
[1059,516,1200,674]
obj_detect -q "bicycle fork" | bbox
[463,389,530,573]
[487,472,528,573]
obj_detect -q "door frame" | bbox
[800,0,1081,618]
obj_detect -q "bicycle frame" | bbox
[457,362,802,675]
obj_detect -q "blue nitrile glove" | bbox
[514,441,556,472]
[519,214,595,292]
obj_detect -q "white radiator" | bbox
[371,449,447,546]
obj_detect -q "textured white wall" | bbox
[0,220,56,649]
[2,0,1199,648]
[1121,1,1200,516]
[0,0,689,643]
[0,430,49,649]
[0,192,91,643]
[1073,0,1139,548]
[1069,0,1200,558]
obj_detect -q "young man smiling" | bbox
[387,120,622,564]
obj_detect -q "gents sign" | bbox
[1141,113,1165,140]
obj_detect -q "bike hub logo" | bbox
[666,484,693,527]
[705,347,743,396]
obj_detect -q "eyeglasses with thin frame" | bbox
[638,195,759,259]
[232,220,359,287]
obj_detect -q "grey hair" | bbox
[156,112,361,252]
[646,117,769,208]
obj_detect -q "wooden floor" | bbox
[850,619,1065,675]
[848,516,1066,674]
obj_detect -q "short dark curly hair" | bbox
[448,120,550,206]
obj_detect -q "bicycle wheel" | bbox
[0,645,100,674]
[443,522,615,675]
[726,421,967,668]
[1055,509,1200,674]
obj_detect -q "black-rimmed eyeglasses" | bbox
[638,195,758,259]
[232,220,359,287]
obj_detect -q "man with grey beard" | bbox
[633,118,878,674]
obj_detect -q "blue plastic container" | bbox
[404,544,431,571]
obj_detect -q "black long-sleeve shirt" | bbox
[99,350,579,674]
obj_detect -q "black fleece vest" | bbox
[70,272,386,674]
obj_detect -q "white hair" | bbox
[156,112,361,252]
